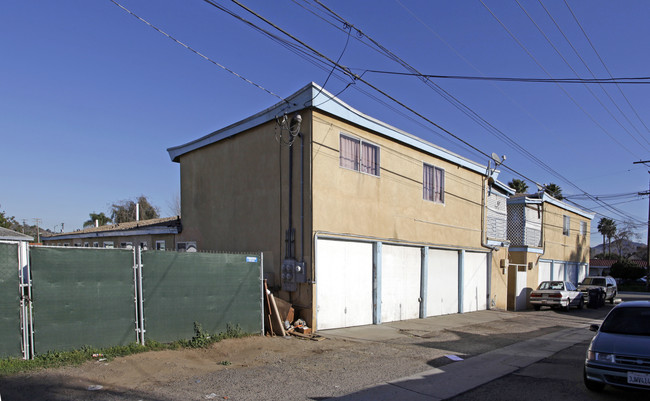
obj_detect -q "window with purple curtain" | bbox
[340,135,360,170]
[339,134,379,176]
[423,163,445,203]
[360,142,379,176]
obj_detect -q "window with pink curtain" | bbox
[423,163,444,203]
[339,134,379,176]
[360,142,379,176]
[339,135,360,170]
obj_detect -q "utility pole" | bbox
[32,218,42,243]
[633,160,650,287]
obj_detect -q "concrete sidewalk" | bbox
[322,311,595,400]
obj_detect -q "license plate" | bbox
[628,371,650,386]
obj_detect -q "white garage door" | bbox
[427,249,459,316]
[316,239,374,330]
[381,245,421,323]
[463,252,488,312]
[578,264,587,283]
[538,261,552,285]
[566,263,578,285]
[553,262,566,281]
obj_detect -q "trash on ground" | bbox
[87,385,103,391]
[445,355,464,361]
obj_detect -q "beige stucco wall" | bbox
[310,111,485,248]
[489,247,510,310]
[177,117,314,312]
[542,202,591,263]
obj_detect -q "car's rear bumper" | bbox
[530,299,565,307]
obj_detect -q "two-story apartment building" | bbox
[506,193,593,310]
[168,82,514,330]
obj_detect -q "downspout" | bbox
[287,142,294,259]
[300,132,304,262]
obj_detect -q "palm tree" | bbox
[597,217,617,257]
[544,183,563,200]
[83,212,112,228]
[508,179,528,194]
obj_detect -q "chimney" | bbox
[136,203,140,221]
[95,219,99,228]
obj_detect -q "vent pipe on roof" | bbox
[136,203,140,221]
[95,219,99,228]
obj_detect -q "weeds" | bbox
[0,322,252,376]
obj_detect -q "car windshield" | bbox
[600,307,650,336]
[538,281,564,290]
[582,278,606,286]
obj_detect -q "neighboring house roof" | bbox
[507,192,594,220]
[42,217,182,241]
[0,227,34,242]
[167,82,513,195]
[590,259,648,268]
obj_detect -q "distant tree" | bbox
[111,196,160,223]
[597,217,617,256]
[508,179,528,194]
[83,212,113,228]
[611,221,638,258]
[167,192,181,217]
[544,183,563,200]
[0,205,18,229]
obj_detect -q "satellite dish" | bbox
[491,152,502,164]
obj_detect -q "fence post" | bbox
[136,247,145,346]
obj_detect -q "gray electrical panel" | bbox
[281,259,306,292]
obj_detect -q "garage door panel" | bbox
[553,263,565,281]
[316,240,373,330]
[427,249,459,316]
[381,245,421,323]
[538,261,551,285]
[464,252,487,312]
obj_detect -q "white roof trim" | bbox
[42,226,179,241]
[167,82,493,176]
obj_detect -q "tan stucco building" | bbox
[168,83,514,330]
[504,193,593,311]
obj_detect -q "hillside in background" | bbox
[591,239,647,259]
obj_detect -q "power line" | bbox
[562,0,650,138]
[363,70,650,84]
[479,0,640,159]
[109,0,289,104]
[308,0,643,224]
[533,0,650,150]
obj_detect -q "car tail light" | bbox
[548,294,562,298]
[530,293,541,298]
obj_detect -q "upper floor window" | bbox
[423,163,445,203]
[580,221,587,236]
[563,215,570,236]
[340,134,380,176]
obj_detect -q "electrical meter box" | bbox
[281,259,306,292]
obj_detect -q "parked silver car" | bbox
[578,276,617,304]
[584,301,650,391]
[529,281,584,311]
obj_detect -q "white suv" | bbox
[578,276,617,304]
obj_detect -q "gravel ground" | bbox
[0,308,608,401]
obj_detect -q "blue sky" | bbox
[1,0,649,247]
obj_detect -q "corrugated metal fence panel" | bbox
[30,247,136,353]
[142,251,262,343]
[0,242,20,358]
